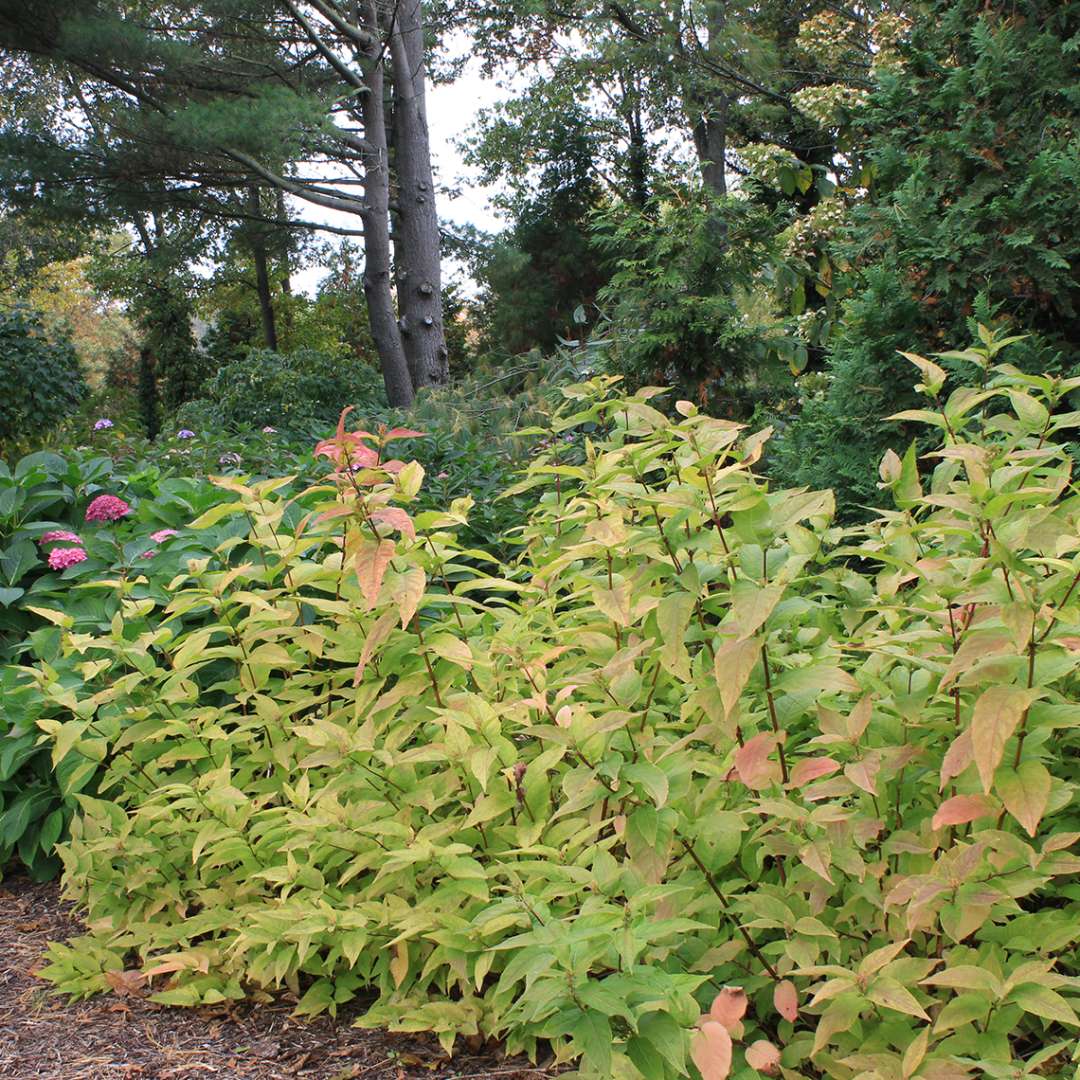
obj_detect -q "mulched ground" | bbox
[0,875,559,1080]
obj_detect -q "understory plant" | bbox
[26,332,1080,1078]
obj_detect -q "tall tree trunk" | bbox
[690,1,730,199]
[691,103,728,197]
[389,0,448,389]
[360,0,414,409]
[275,189,293,297]
[627,93,649,209]
[247,185,278,350]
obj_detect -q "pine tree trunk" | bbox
[389,0,448,389]
[247,186,278,351]
[360,0,414,409]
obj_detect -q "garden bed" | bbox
[0,875,554,1080]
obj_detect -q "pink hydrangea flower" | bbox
[85,495,132,522]
[140,549,157,559]
[47,547,88,571]
[149,529,178,543]
[39,530,83,546]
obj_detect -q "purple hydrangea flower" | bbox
[93,418,114,431]
[177,429,195,440]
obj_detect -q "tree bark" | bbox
[359,0,414,409]
[691,102,728,197]
[247,185,278,350]
[689,1,730,199]
[389,0,448,389]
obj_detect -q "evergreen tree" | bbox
[472,112,609,357]
[773,0,1080,512]
[0,0,449,406]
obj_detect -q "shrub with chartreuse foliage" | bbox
[28,334,1080,1078]
[0,306,87,447]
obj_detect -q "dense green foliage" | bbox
[0,306,87,447]
[772,0,1080,509]
[594,189,784,420]
[469,111,610,359]
[0,444,245,877]
[179,348,387,433]
[15,339,1080,1078]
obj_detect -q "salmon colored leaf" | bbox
[708,986,748,1033]
[691,1020,733,1080]
[774,979,798,1023]
[932,794,996,830]
[745,1040,781,1075]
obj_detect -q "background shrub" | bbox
[0,306,87,448]
[178,347,387,433]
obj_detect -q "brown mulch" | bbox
[0,875,559,1080]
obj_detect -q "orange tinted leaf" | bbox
[709,987,748,1033]
[789,756,841,788]
[382,427,426,442]
[845,756,880,796]
[371,506,416,541]
[355,539,395,609]
[940,729,974,791]
[932,794,996,831]
[734,733,781,790]
[774,979,798,1023]
[691,1020,733,1080]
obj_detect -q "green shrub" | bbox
[0,306,87,447]
[592,188,786,421]
[179,347,387,433]
[25,331,1080,1077]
